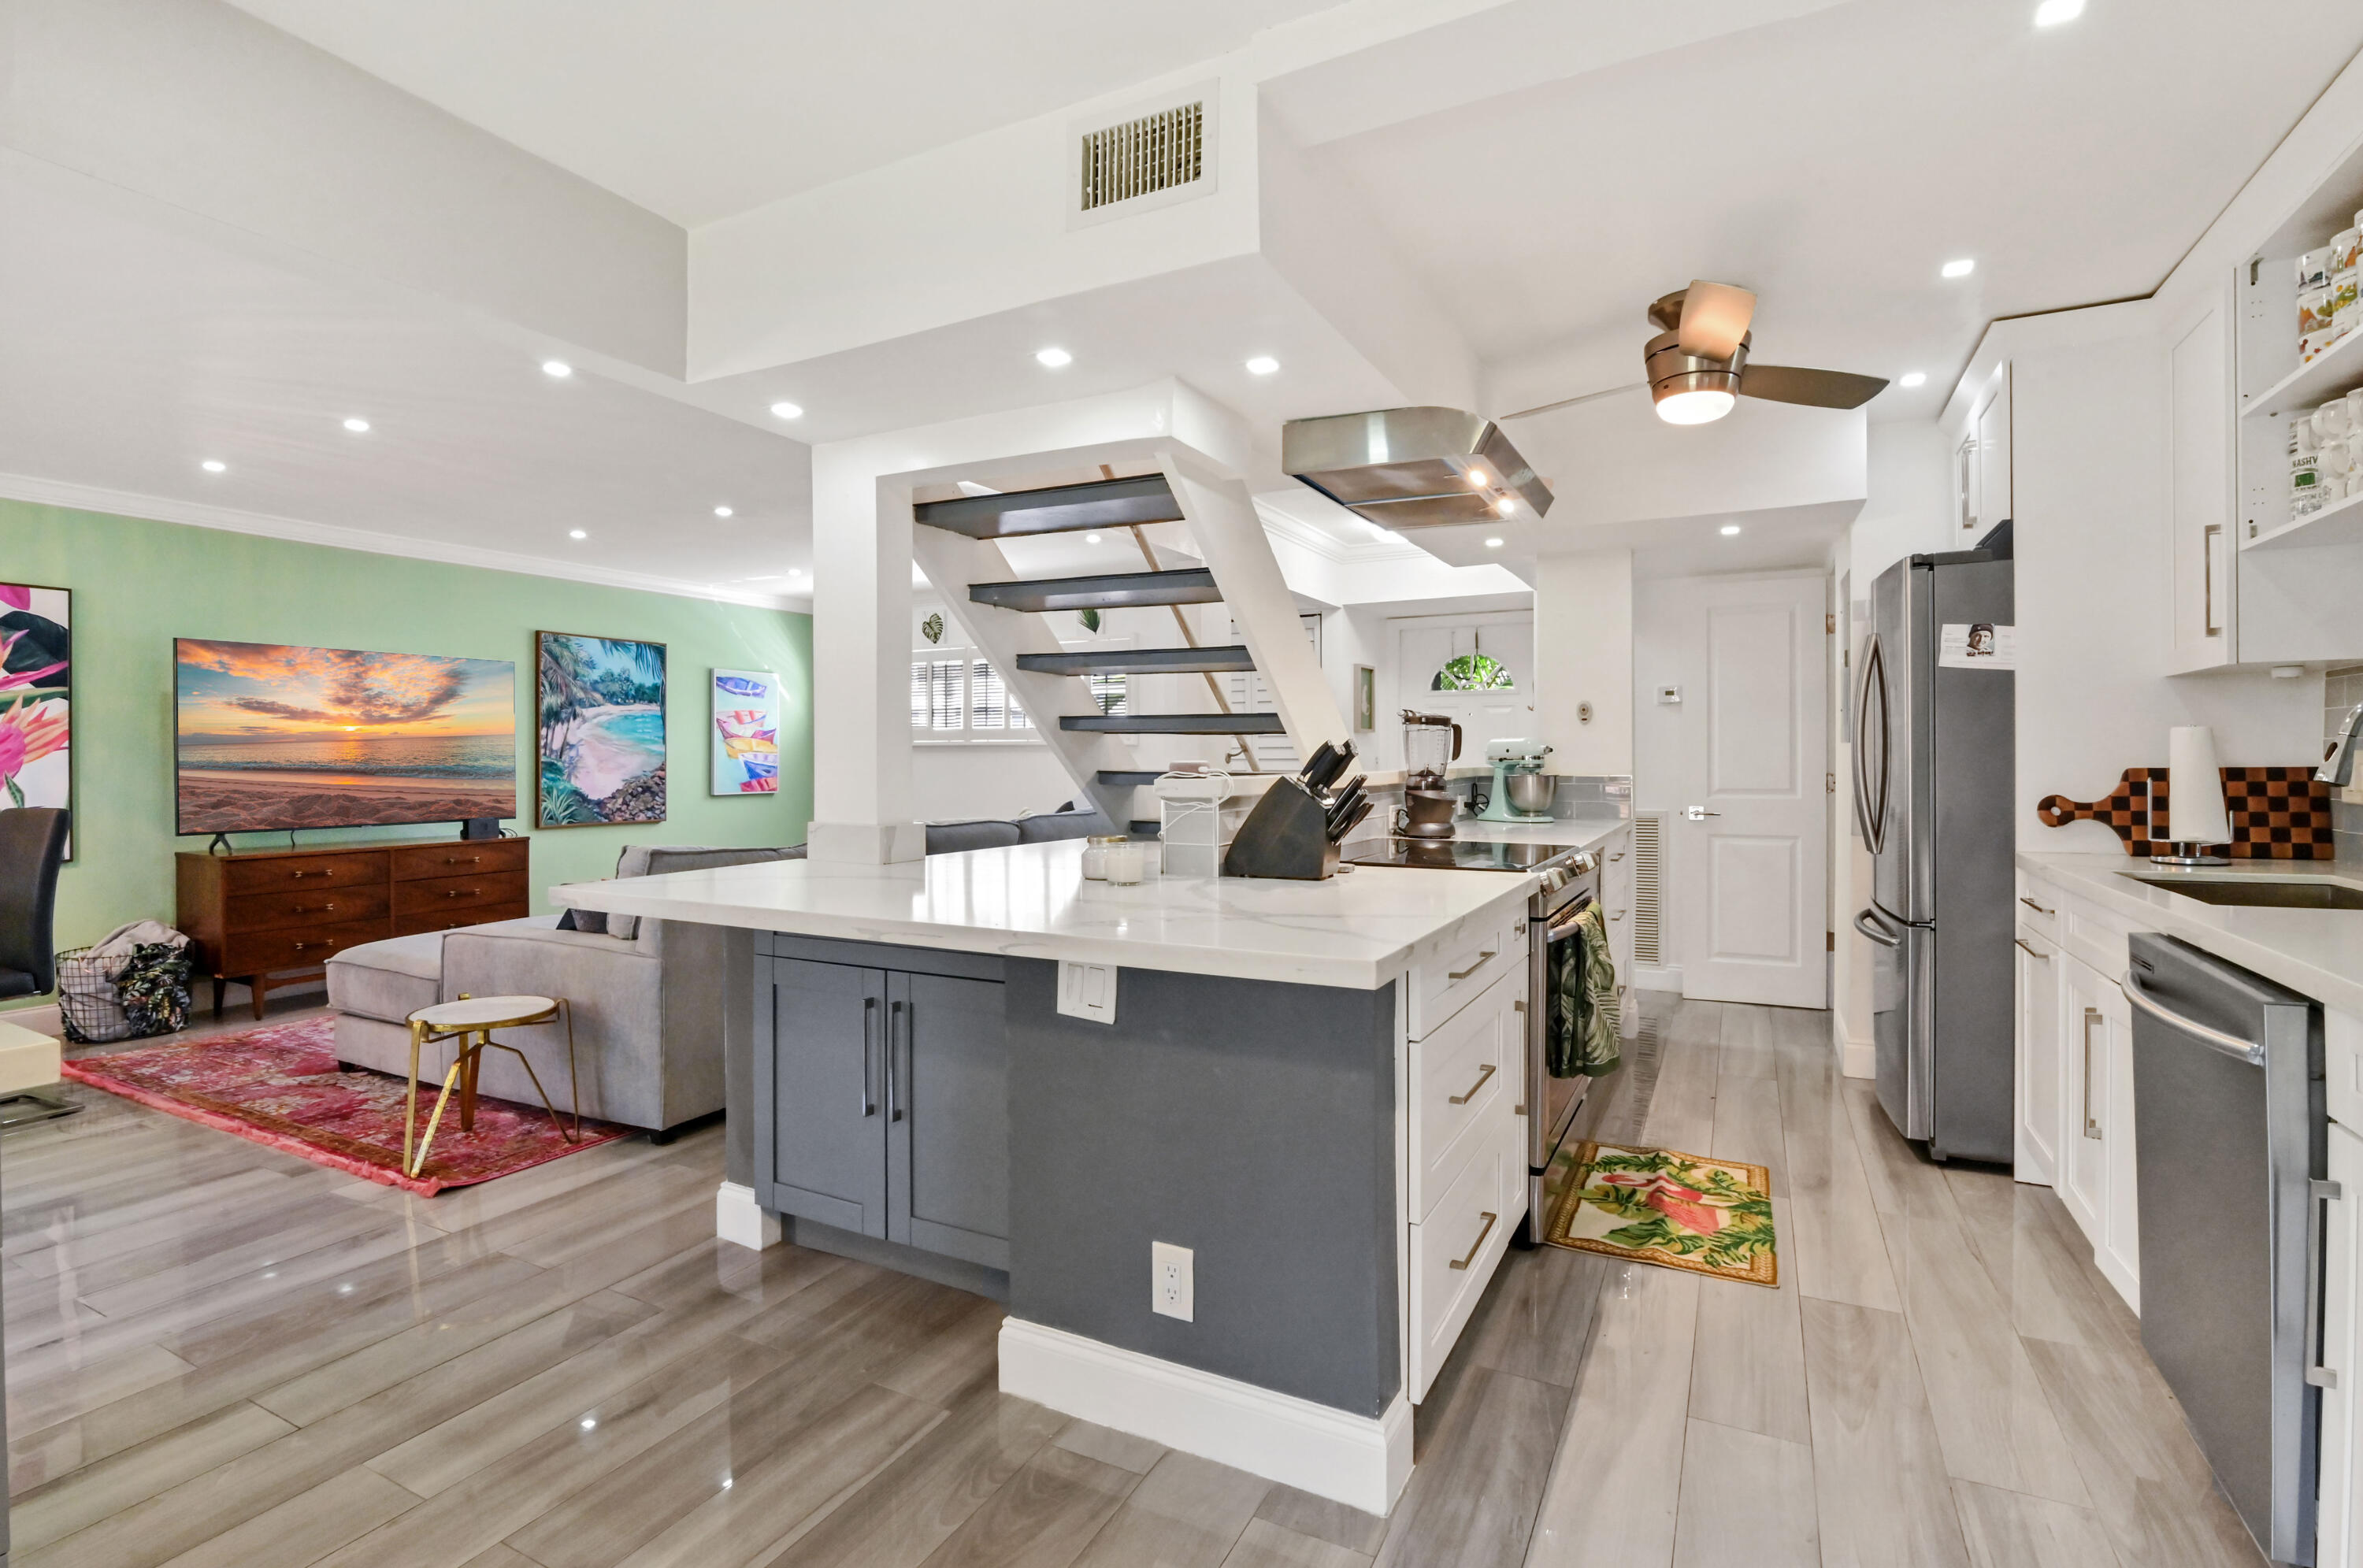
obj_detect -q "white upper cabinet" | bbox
[2168,285,2236,672]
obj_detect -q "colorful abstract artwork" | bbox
[536,632,666,827]
[175,640,516,834]
[710,669,781,795]
[0,584,70,854]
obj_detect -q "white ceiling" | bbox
[0,165,813,604]
[1322,0,2363,424]
[219,0,1339,227]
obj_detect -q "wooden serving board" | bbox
[2035,766,2334,859]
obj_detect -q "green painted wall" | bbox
[0,498,813,962]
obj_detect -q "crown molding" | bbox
[1253,502,1430,565]
[0,471,807,613]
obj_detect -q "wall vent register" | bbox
[1079,102,1204,212]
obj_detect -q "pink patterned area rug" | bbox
[62,1017,630,1195]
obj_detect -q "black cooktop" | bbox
[1341,837,1582,872]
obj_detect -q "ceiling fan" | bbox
[1503,281,1888,426]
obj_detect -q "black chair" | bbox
[0,809,78,1128]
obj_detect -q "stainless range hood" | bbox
[1282,407,1552,529]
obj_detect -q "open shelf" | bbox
[2243,487,2363,552]
[2243,325,2363,420]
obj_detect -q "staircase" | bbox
[908,462,1347,829]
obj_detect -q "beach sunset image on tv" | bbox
[175,639,518,834]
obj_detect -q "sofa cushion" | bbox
[325,916,562,1025]
[924,820,1023,854]
[1016,810,1116,843]
[608,843,804,938]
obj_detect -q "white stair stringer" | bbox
[911,524,1137,827]
[1159,443,1349,758]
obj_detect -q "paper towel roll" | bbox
[2168,726,2231,845]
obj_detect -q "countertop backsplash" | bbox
[2328,665,2363,862]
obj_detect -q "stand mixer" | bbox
[1475,739,1556,823]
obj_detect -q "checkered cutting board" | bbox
[2035,766,2334,859]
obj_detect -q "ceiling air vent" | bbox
[1079,102,1204,213]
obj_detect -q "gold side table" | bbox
[403,993,579,1178]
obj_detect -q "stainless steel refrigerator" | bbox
[1852,550,2014,1162]
[2124,932,2321,1566]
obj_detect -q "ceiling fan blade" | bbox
[1675,280,1756,359]
[1738,364,1889,410]
[1499,381,1648,420]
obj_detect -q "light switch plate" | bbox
[1057,960,1118,1025]
[1152,1240,1193,1321]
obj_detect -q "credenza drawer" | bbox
[392,903,531,937]
[224,884,391,934]
[393,870,527,915]
[391,841,528,882]
[219,916,391,973]
[220,852,383,896]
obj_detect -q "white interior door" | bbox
[1389,613,1538,768]
[1669,574,1829,1007]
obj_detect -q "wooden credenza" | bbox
[176,836,532,1019]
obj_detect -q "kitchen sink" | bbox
[2122,875,2363,910]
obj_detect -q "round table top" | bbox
[410,995,558,1030]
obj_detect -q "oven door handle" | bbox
[1545,900,1596,943]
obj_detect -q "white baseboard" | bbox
[1840,1037,1875,1080]
[1632,964,1683,994]
[804,821,926,864]
[715,1181,781,1251]
[998,1318,1412,1516]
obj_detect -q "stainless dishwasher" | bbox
[2125,931,2324,1566]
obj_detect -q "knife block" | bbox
[1221,780,1341,880]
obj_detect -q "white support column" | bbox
[807,444,926,863]
[1534,547,1634,777]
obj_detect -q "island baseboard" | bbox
[714,1181,781,1251]
[998,1317,1413,1515]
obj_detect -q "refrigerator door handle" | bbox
[1856,634,1890,854]
[2122,969,2267,1066]
[1853,907,1903,948]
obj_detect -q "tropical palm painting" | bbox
[536,632,666,827]
[0,584,70,856]
[1545,1141,1779,1286]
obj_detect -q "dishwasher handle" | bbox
[1852,907,1903,949]
[2312,1179,2345,1391]
[2121,968,2266,1066]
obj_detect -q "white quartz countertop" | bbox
[553,837,1575,989]
[2018,851,2363,1018]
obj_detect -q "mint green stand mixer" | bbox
[1475,738,1556,822]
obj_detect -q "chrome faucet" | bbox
[2328,703,2363,788]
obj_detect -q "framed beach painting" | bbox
[536,632,667,827]
[710,669,781,795]
[0,584,70,857]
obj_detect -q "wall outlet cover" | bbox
[1057,961,1118,1025]
[1152,1240,1193,1321]
[1656,684,1682,705]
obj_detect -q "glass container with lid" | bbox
[1400,710,1463,788]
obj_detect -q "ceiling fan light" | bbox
[1656,388,1736,425]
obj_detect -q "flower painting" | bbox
[537,632,666,827]
[710,669,781,795]
[0,584,71,855]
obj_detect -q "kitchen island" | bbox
[551,823,1624,1513]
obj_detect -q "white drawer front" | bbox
[2331,1008,2363,1133]
[2061,899,2129,986]
[1411,973,1513,1222]
[2016,877,2061,939]
[1409,916,1520,1041]
[1408,1112,1515,1402]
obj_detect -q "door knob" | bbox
[1682,806,1721,820]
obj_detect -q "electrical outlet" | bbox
[1056,961,1117,1025]
[1152,1241,1193,1322]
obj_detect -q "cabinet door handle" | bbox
[2081,1006,2102,1140]
[1448,951,1496,981]
[2014,937,2049,959]
[888,999,905,1123]
[2203,522,2223,638]
[1449,1211,1498,1270]
[2020,896,2053,916]
[1608,851,1624,862]
[860,996,877,1118]
[2309,1178,2343,1390]
[1449,1063,1497,1105]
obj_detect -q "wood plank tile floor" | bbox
[2,995,2264,1566]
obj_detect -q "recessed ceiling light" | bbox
[1720,525,1743,536]
[1899,372,1927,388]
[1941,258,1975,280]
[1496,498,1517,516]
[569,529,588,540]
[342,417,370,433]
[200,459,226,473]
[1035,347,1072,368]
[541,360,573,378]
[1467,468,1489,487]
[1485,537,1504,548]
[1245,356,1280,376]
[770,401,803,420]
[2033,0,2083,24]
[714,506,734,518]
[1084,532,1103,543]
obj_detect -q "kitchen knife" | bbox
[1302,740,1356,794]
[1324,777,1367,834]
[1330,799,1374,843]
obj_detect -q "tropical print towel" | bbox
[1545,1142,1779,1286]
[1549,903,1622,1078]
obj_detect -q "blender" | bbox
[1397,710,1461,839]
[1475,739,1556,822]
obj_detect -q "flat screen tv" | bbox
[175,639,518,836]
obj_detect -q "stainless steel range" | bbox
[1341,837,1608,1242]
